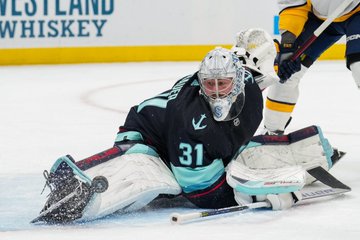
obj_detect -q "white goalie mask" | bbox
[198,47,245,121]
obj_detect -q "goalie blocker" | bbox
[226,125,344,209]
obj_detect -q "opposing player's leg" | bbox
[264,66,306,134]
[264,14,343,134]
[346,13,360,88]
[350,61,360,88]
[33,132,181,223]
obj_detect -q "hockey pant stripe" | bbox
[187,176,227,199]
[183,173,237,209]
[266,97,296,113]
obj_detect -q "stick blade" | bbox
[307,166,351,190]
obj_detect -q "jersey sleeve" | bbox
[118,90,169,151]
[118,75,194,156]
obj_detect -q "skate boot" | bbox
[31,155,108,224]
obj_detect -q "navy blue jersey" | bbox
[118,72,263,208]
[296,12,360,68]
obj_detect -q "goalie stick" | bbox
[170,166,351,224]
[170,186,350,224]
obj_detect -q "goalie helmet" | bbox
[198,47,245,121]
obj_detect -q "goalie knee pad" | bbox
[235,126,334,184]
[81,150,181,220]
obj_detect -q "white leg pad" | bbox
[226,160,305,195]
[81,153,181,221]
[235,127,333,184]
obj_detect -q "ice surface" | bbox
[0,61,359,239]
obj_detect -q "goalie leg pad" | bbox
[35,144,181,223]
[81,152,181,221]
[235,126,334,184]
[226,160,305,196]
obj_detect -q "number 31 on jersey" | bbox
[179,143,204,166]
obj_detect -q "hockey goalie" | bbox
[32,28,349,224]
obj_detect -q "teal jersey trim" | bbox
[125,143,159,157]
[235,184,302,195]
[191,79,199,86]
[115,131,144,142]
[170,159,225,193]
[50,156,92,184]
[237,141,262,154]
[157,92,170,98]
[137,98,168,113]
[316,126,334,169]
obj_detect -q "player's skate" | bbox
[330,148,346,166]
[258,117,293,136]
[31,155,108,224]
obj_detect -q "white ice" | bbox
[0,61,359,239]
